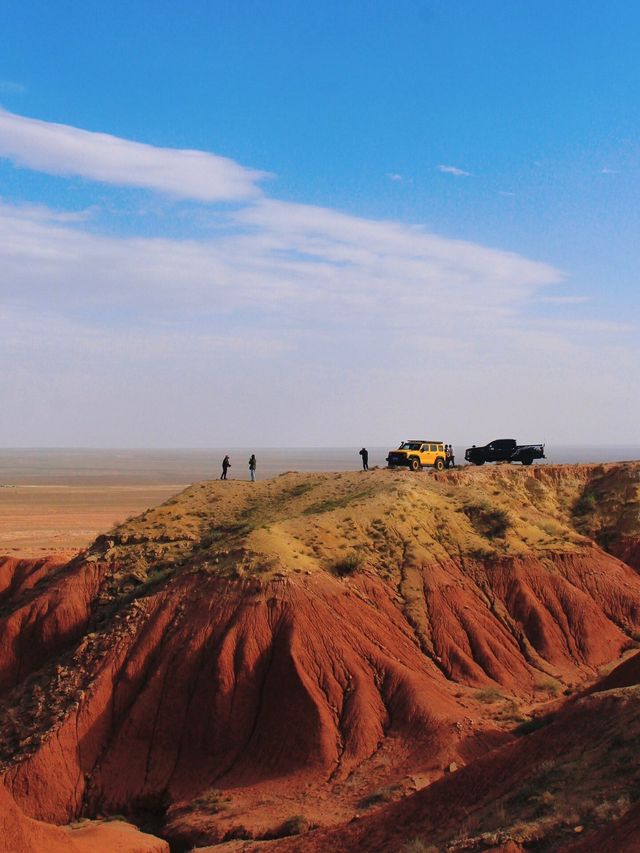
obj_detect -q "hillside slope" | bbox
[266,651,640,853]
[0,462,639,847]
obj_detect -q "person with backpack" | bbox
[248,453,257,482]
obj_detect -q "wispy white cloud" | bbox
[0,107,268,201]
[437,164,472,177]
[498,190,516,197]
[0,196,562,326]
[601,167,617,175]
[1,112,637,444]
[387,173,403,181]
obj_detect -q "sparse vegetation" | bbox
[330,550,365,577]
[358,784,401,809]
[574,491,597,516]
[463,501,511,539]
[192,788,231,813]
[535,678,561,696]
[475,686,504,703]
[515,712,555,736]
[264,814,312,839]
[303,489,371,515]
[284,482,316,499]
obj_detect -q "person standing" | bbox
[249,453,257,482]
[445,445,451,469]
[449,445,455,468]
[220,455,231,480]
[359,447,369,471]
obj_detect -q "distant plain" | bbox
[1,446,639,557]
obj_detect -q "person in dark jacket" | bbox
[220,455,231,480]
[249,454,257,482]
[359,447,369,471]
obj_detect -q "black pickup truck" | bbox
[465,439,545,466]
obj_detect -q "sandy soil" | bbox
[0,485,185,557]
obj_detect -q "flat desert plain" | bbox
[0,484,184,557]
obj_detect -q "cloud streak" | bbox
[1,111,636,444]
[438,164,472,177]
[0,107,268,201]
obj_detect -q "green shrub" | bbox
[265,815,312,839]
[574,491,597,515]
[330,551,364,577]
[515,712,555,736]
[475,686,504,703]
[357,785,400,809]
[463,502,511,539]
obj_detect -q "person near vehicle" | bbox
[445,445,452,469]
[449,445,455,468]
[359,447,369,471]
[248,453,257,482]
[220,455,231,480]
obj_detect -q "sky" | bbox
[1,0,639,447]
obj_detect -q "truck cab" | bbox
[387,440,446,471]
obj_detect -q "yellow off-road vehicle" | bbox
[386,440,446,472]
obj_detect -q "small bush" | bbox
[192,788,230,813]
[330,551,364,577]
[223,825,252,841]
[303,490,371,515]
[574,491,597,516]
[358,785,400,809]
[535,678,561,696]
[515,712,555,736]
[463,502,511,539]
[475,686,504,703]
[264,815,312,839]
[285,483,315,499]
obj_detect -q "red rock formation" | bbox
[0,780,75,853]
[1,464,640,848]
[0,556,105,692]
[0,780,168,853]
[0,556,66,607]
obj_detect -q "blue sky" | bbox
[1,1,639,446]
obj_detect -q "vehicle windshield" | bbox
[399,442,422,450]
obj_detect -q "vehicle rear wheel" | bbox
[434,457,445,471]
[409,457,421,472]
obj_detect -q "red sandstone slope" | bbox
[0,555,104,692]
[0,464,639,847]
[0,780,76,853]
[0,780,168,853]
[270,652,640,852]
[0,556,66,606]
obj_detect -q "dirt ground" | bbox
[0,485,185,557]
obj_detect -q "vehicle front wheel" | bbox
[472,457,485,466]
[521,455,533,466]
[434,457,445,471]
[409,457,421,472]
